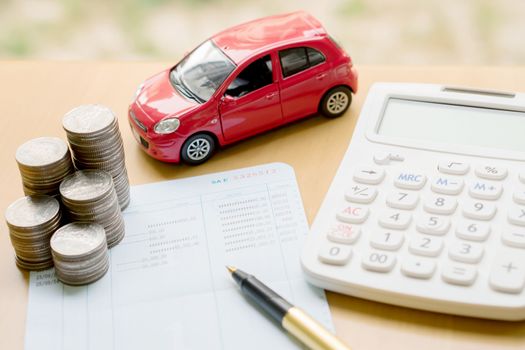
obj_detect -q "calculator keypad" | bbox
[317,158,525,298]
[489,253,525,293]
[401,256,435,279]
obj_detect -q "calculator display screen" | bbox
[378,98,525,152]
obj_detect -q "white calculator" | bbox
[301,83,525,320]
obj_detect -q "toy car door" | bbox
[278,46,331,121]
[219,54,283,142]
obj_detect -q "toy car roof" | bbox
[212,11,327,64]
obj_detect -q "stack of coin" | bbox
[15,137,74,197]
[60,170,125,248]
[5,195,61,270]
[51,222,109,285]
[62,104,130,210]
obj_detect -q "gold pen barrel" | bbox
[282,307,351,350]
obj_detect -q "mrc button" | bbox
[394,171,427,190]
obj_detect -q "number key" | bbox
[318,243,352,265]
[361,250,396,272]
[448,241,484,264]
[378,210,412,229]
[386,191,419,210]
[423,194,457,215]
[462,199,496,220]
[455,220,491,241]
[416,214,450,236]
[369,231,404,251]
[409,234,443,257]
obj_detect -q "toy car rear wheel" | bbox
[181,133,216,165]
[320,86,352,118]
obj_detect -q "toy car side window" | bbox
[307,47,325,66]
[279,48,308,78]
[225,55,273,98]
[279,47,325,78]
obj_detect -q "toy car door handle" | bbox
[265,92,278,99]
[316,73,328,80]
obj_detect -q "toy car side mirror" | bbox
[221,94,236,106]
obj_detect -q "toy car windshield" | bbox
[169,40,236,102]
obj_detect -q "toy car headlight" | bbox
[154,118,180,134]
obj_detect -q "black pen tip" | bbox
[226,265,236,274]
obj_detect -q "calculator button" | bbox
[336,205,369,224]
[394,171,426,190]
[345,183,377,204]
[353,166,385,185]
[408,235,443,257]
[378,210,411,229]
[475,165,507,180]
[386,191,419,210]
[455,220,491,241]
[442,263,477,286]
[401,256,435,279]
[423,195,457,215]
[508,206,525,226]
[438,161,469,175]
[416,214,450,236]
[373,152,391,165]
[431,176,464,195]
[489,253,525,294]
[448,241,484,264]
[327,223,361,244]
[369,231,404,251]
[318,243,352,266]
[361,250,396,272]
[373,152,405,165]
[462,200,496,220]
[502,226,525,248]
[514,189,525,205]
[468,181,502,200]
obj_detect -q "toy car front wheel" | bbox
[320,86,352,118]
[181,134,216,165]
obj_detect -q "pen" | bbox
[226,266,351,350]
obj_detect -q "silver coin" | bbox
[63,105,116,135]
[15,137,69,168]
[51,222,106,258]
[60,170,113,202]
[5,195,60,229]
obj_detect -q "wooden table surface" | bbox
[1,62,525,349]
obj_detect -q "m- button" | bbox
[394,171,426,190]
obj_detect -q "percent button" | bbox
[475,165,507,180]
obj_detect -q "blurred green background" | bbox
[1,0,524,64]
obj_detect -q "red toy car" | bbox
[129,11,358,164]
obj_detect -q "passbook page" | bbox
[25,163,333,350]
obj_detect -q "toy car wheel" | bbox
[320,86,352,118]
[181,134,216,165]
